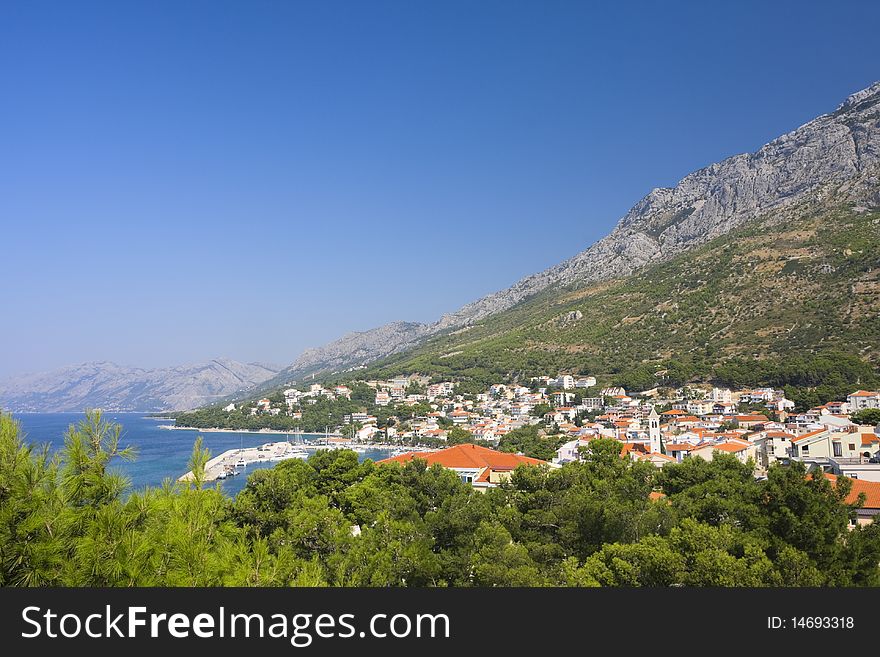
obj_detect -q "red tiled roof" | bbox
[710,441,750,453]
[665,443,695,452]
[643,452,676,461]
[791,429,828,444]
[765,431,796,439]
[377,443,546,469]
[817,473,880,510]
[735,414,770,422]
[619,443,643,457]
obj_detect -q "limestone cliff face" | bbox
[436,81,880,327]
[0,358,280,412]
[270,81,880,384]
[267,322,435,385]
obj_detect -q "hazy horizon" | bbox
[3,0,879,379]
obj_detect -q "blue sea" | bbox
[11,413,395,497]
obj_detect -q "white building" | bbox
[848,391,880,411]
[711,388,733,404]
[648,406,661,454]
[686,399,714,416]
[555,438,591,464]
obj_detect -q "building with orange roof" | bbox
[734,414,770,428]
[690,440,755,464]
[665,443,697,463]
[753,430,798,467]
[789,428,865,461]
[667,415,701,429]
[377,443,553,489]
[634,451,677,467]
[847,390,880,411]
[814,473,880,526]
[861,432,880,450]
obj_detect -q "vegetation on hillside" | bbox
[174,383,426,434]
[3,411,879,587]
[348,204,880,408]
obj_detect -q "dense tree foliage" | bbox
[714,352,880,410]
[2,412,878,587]
[175,382,441,435]
[851,409,880,426]
[497,424,566,461]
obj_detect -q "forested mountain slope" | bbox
[268,81,880,386]
[361,198,880,406]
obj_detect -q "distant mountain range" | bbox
[3,81,879,411]
[0,359,280,412]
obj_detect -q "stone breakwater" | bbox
[177,440,436,482]
[178,440,308,482]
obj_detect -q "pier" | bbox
[177,439,435,483]
[178,440,308,483]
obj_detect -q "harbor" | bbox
[177,438,432,483]
[178,440,308,483]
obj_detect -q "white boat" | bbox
[272,447,309,461]
[235,458,247,468]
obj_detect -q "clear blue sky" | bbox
[1,0,878,378]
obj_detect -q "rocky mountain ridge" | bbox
[269,80,880,385]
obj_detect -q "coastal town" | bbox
[199,374,880,516]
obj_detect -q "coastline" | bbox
[177,439,434,482]
[161,424,436,453]
[160,424,342,437]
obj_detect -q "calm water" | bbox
[12,413,394,497]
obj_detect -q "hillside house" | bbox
[848,390,880,411]
[690,440,755,464]
[377,443,553,490]
[789,428,863,460]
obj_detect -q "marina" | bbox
[10,413,412,496]
[179,440,311,482]
[177,437,435,483]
